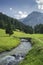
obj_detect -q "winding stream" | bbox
[0,39,32,65]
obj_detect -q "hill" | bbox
[21,11,43,27]
[0,12,33,34]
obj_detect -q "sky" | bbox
[0,0,43,19]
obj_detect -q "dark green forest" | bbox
[34,24,43,33]
[0,12,33,34]
[0,12,43,34]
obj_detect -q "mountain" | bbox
[0,12,25,30]
[21,11,43,27]
[19,18,25,22]
[0,12,33,33]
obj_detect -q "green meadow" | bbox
[0,29,20,52]
[0,29,43,65]
[19,35,43,65]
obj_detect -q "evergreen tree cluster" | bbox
[0,12,43,34]
[34,24,43,33]
[0,12,33,34]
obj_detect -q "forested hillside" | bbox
[0,12,33,34]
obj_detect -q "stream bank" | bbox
[0,39,32,65]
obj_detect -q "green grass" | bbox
[0,29,31,53]
[13,31,43,39]
[0,29,43,65]
[0,29,20,52]
[0,29,9,37]
[0,37,20,52]
[13,31,31,38]
[12,31,43,65]
[19,34,43,65]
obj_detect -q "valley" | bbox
[0,29,43,65]
[0,12,43,65]
[0,0,43,65]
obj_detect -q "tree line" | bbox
[34,24,43,34]
[0,12,43,35]
[0,12,33,35]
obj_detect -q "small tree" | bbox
[6,22,13,36]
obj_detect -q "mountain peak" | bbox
[20,11,43,27]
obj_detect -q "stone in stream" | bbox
[12,54,24,60]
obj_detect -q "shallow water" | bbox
[0,39,32,65]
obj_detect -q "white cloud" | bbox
[10,8,12,11]
[36,0,43,3]
[38,4,41,9]
[19,11,23,15]
[9,9,28,19]
[14,11,28,19]
[36,0,43,10]
[20,13,27,18]
[18,11,28,19]
[41,5,43,9]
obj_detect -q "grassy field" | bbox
[0,29,20,52]
[19,34,43,65]
[0,29,43,65]
[0,29,31,53]
[13,30,43,65]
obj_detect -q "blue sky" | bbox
[0,0,43,19]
